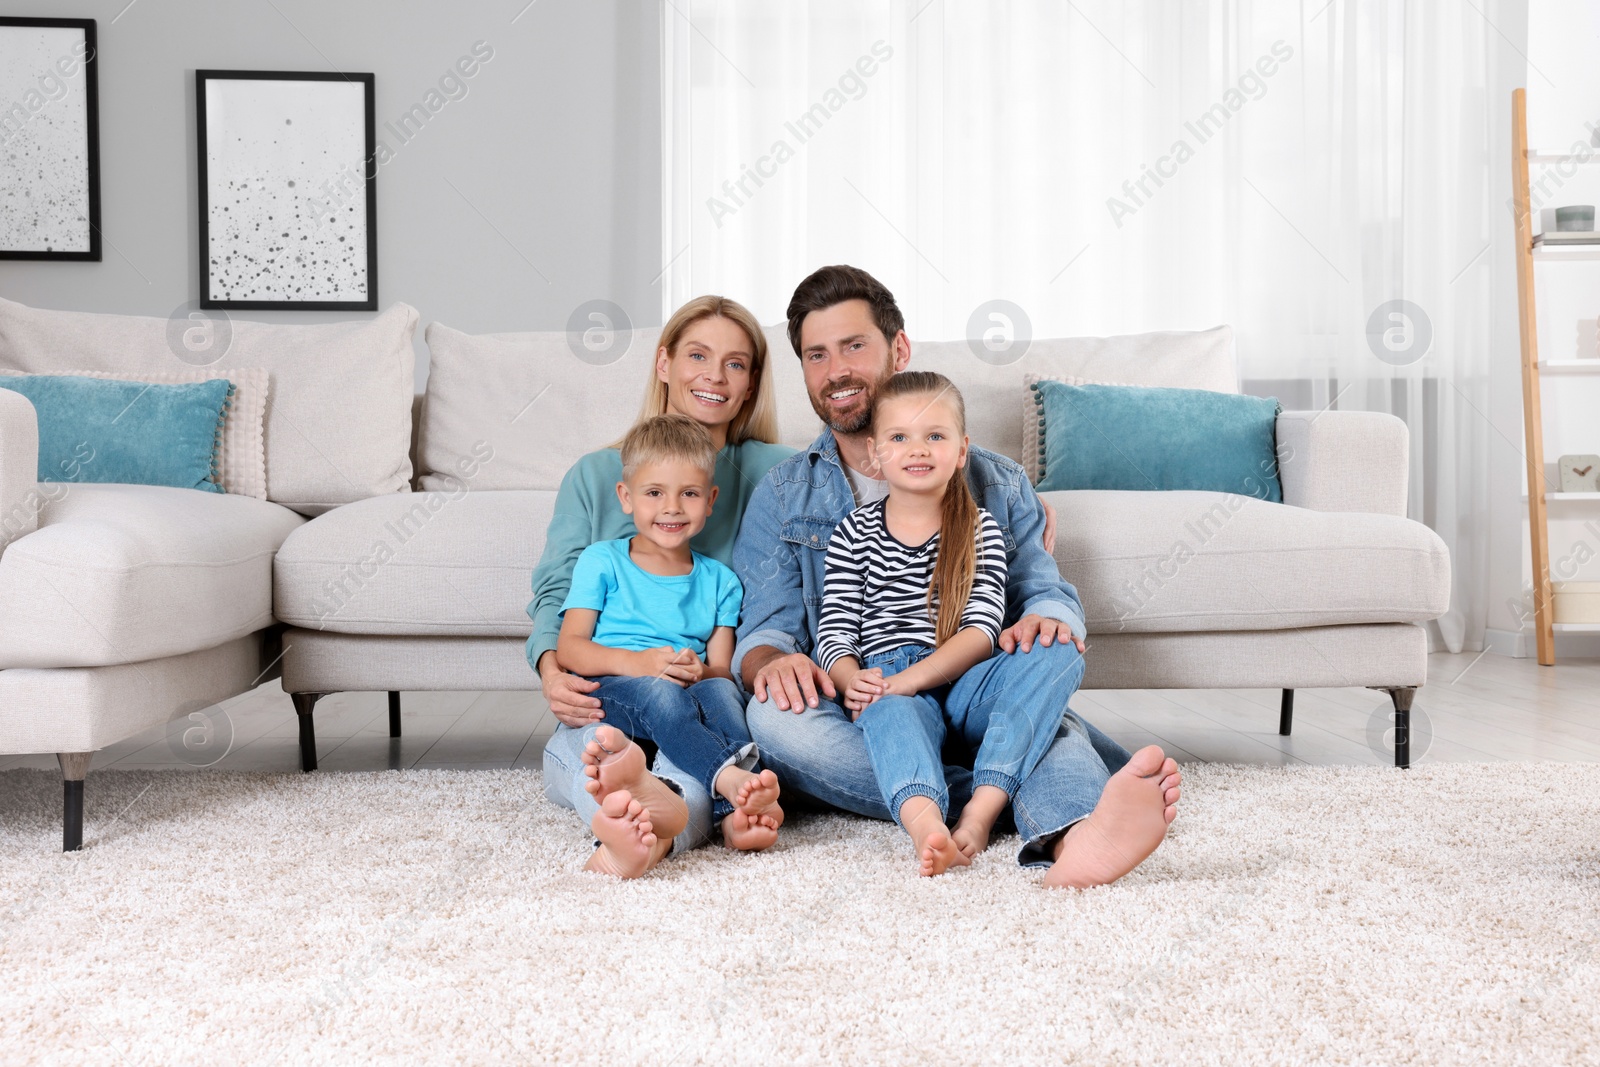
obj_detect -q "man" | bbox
[732,265,1181,887]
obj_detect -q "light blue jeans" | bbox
[542,722,716,856]
[748,638,1128,867]
[855,643,1071,828]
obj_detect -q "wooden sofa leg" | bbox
[1279,689,1294,736]
[58,752,91,852]
[388,691,402,739]
[292,693,324,772]
[1385,686,1416,769]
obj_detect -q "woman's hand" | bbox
[637,646,704,687]
[843,667,887,718]
[538,654,603,727]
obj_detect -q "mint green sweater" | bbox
[524,439,796,675]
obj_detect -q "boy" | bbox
[558,414,783,878]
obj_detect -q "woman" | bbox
[528,295,793,864]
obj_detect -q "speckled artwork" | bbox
[0,24,93,253]
[202,78,370,303]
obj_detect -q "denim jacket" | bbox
[731,428,1087,680]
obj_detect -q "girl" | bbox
[814,371,1064,876]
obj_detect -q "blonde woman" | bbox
[528,296,793,872]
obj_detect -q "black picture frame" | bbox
[195,69,377,311]
[0,17,101,261]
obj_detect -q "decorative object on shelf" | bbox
[1555,205,1595,231]
[1531,229,1600,246]
[0,17,99,260]
[196,70,377,311]
[1558,454,1600,493]
[1552,581,1600,625]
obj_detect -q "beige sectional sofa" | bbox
[0,298,1451,851]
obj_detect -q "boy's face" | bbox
[616,458,719,552]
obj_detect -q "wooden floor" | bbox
[4,650,1599,775]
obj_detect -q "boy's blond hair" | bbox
[619,414,718,482]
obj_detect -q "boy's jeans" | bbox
[749,638,1126,867]
[855,643,1072,827]
[551,676,756,822]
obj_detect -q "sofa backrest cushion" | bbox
[418,321,821,493]
[0,298,418,515]
[419,321,1235,489]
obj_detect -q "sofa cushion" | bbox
[274,490,552,636]
[418,322,818,493]
[0,484,305,669]
[1045,489,1450,633]
[0,297,418,514]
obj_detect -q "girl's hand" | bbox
[843,667,886,719]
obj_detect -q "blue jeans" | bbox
[579,675,756,822]
[856,643,1071,828]
[748,638,1129,867]
[543,724,714,855]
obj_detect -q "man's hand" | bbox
[1042,500,1058,556]
[538,656,603,727]
[842,667,886,717]
[752,651,837,713]
[638,646,704,687]
[998,613,1086,655]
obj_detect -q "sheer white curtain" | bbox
[662,0,1517,653]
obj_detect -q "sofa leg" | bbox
[1278,689,1294,736]
[58,752,91,852]
[292,693,324,772]
[388,691,402,739]
[1385,687,1416,769]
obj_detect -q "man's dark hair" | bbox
[785,264,905,358]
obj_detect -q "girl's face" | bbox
[657,315,756,445]
[872,391,968,496]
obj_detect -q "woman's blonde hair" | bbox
[615,295,779,448]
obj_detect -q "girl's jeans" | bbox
[850,640,1094,832]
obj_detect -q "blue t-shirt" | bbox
[560,538,743,657]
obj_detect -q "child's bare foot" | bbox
[582,724,689,842]
[584,790,669,879]
[1044,745,1181,889]
[900,796,971,878]
[733,769,783,823]
[950,818,993,860]
[721,810,780,851]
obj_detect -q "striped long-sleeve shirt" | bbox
[814,498,1009,671]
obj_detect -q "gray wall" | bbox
[0,0,662,386]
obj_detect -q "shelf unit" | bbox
[1511,89,1600,665]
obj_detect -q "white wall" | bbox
[0,0,662,386]
[1491,0,1600,656]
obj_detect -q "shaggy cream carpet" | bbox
[1,763,1597,1066]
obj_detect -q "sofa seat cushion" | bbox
[0,484,306,669]
[274,490,553,636]
[1045,489,1450,633]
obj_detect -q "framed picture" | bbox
[196,70,377,311]
[0,17,101,260]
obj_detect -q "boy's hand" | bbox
[638,645,704,686]
[843,667,887,719]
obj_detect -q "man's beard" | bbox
[809,375,878,435]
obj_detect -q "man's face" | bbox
[796,299,907,436]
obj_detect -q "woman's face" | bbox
[657,315,756,440]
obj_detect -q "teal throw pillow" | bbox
[1032,380,1283,501]
[0,374,234,493]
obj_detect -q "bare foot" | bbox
[918,829,969,877]
[901,797,971,878]
[721,810,780,852]
[733,769,784,826]
[950,819,992,860]
[584,790,669,879]
[582,725,689,842]
[1044,745,1181,890]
